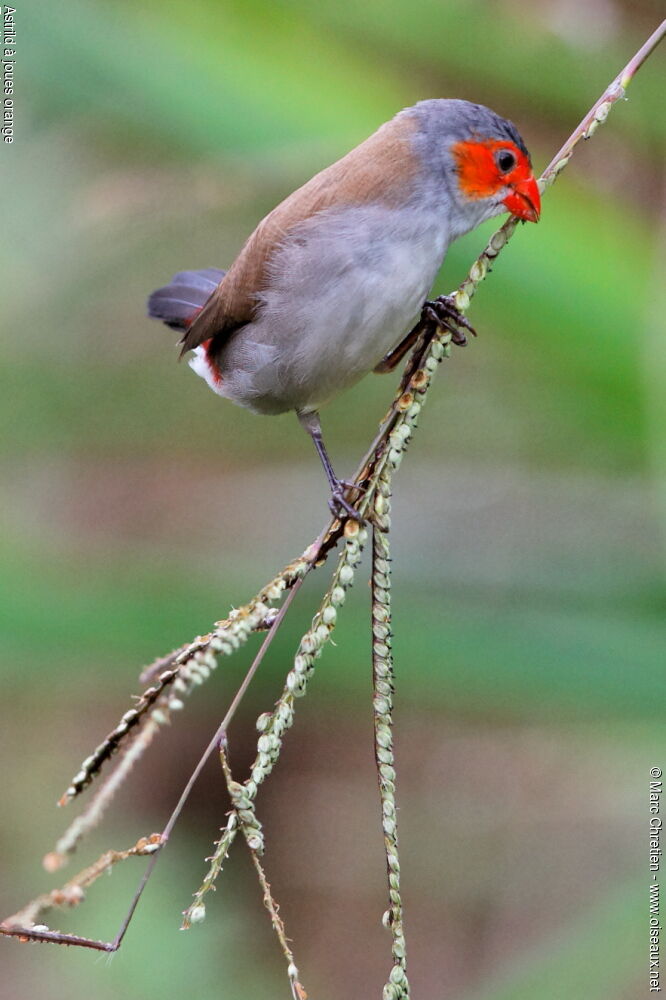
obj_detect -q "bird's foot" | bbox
[338,478,365,493]
[423,294,477,346]
[328,481,366,524]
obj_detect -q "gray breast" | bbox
[216,202,449,415]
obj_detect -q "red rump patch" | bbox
[202,338,223,385]
[452,139,532,201]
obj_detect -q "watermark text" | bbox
[650,767,662,992]
[2,5,17,144]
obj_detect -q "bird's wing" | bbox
[179,113,418,354]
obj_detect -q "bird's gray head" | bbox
[405,98,540,233]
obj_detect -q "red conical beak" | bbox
[502,174,541,223]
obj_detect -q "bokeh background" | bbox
[1,1,665,998]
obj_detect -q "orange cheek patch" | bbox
[452,140,508,200]
[452,139,535,204]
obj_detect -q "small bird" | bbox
[148,99,540,518]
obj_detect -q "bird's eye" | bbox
[496,149,516,173]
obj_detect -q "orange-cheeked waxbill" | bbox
[148,99,540,518]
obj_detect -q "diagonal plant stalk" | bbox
[1,19,663,956]
[56,548,319,807]
[44,717,164,871]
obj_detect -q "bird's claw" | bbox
[337,478,364,493]
[328,484,366,524]
[423,294,477,346]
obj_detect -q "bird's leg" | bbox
[423,294,478,346]
[297,410,365,522]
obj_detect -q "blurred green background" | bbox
[1,1,665,998]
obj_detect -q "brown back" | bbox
[180,113,418,353]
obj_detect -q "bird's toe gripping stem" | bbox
[328,481,367,524]
[423,294,477,346]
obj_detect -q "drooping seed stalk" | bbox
[219,739,307,1000]
[372,462,409,999]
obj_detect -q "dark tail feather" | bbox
[147,267,226,331]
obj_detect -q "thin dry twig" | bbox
[1,834,163,951]
[219,737,308,1000]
